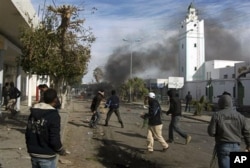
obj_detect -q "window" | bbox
[194,43,197,47]
[224,75,228,79]
[232,74,235,78]
[194,67,197,71]
[182,44,184,48]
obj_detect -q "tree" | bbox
[192,96,212,116]
[121,77,148,102]
[19,5,95,108]
[93,67,104,83]
[19,5,95,90]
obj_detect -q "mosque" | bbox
[147,3,250,106]
[179,3,250,106]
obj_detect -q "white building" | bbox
[179,3,205,81]
[178,3,250,106]
[194,60,243,80]
[0,0,40,109]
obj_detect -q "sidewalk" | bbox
[0,101,71,168]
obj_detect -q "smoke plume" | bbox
[103,7,249,84]
[104,36,179,85]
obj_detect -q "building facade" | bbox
[0,0,38,109]
[179,3,205,82]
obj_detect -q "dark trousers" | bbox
[169,116,188,140]
[89,111,100,128]
[105,108,123,125]
[185,102,191,112]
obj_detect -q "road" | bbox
[59,100,217,168]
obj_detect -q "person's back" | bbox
[25,88,66,167]
[104,90,123,128]
[9,82,21,99]
[167,90,182,116]
[185,92,192,112]
[208,95,250,168]
[208,95,250,144]
[26,102,61,157]
[106,93,119,109]
[185,92,192,103]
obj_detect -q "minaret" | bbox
[178,3,205,81]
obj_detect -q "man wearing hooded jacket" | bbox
[166,89,192,144]
[25,88,66,168]
[104,90,124,128]
[208,94,250,168]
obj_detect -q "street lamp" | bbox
[123,38,141,102]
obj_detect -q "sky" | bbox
[30,0,250,84]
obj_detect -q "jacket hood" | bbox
[30,103,56,119]
[218,95,233,109]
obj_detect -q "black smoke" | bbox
[205,19,245,61]
[104,36,179,85]
[103,7,249,84]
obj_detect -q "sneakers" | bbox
[186,135,192,144]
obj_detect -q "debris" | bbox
[59,158,72,165]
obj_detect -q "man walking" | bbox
[25,88,67,168]
[89,89,105,128]
[142,92,169,153]
[208,94,250,168]
[104,90,124,128]
[185,91,192,112]
[166,89,192,144]
[6,81,21,116]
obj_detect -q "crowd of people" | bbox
[2,83,249,168]
[87,88,250,168]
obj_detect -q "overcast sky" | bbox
[30,0,250,83]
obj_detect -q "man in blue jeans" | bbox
[25,88,67,168]
[166,89,192,144]
[208,94,250,168]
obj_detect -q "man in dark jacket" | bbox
[142,92,169,153]
[25,88,66,168]
[2,82,10,110]
[89,89,104,128]
[208,94,250,168]
[185,91,192,112]
[104,90,124,128]
[166,89,191,144]
[6,81,21,115]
